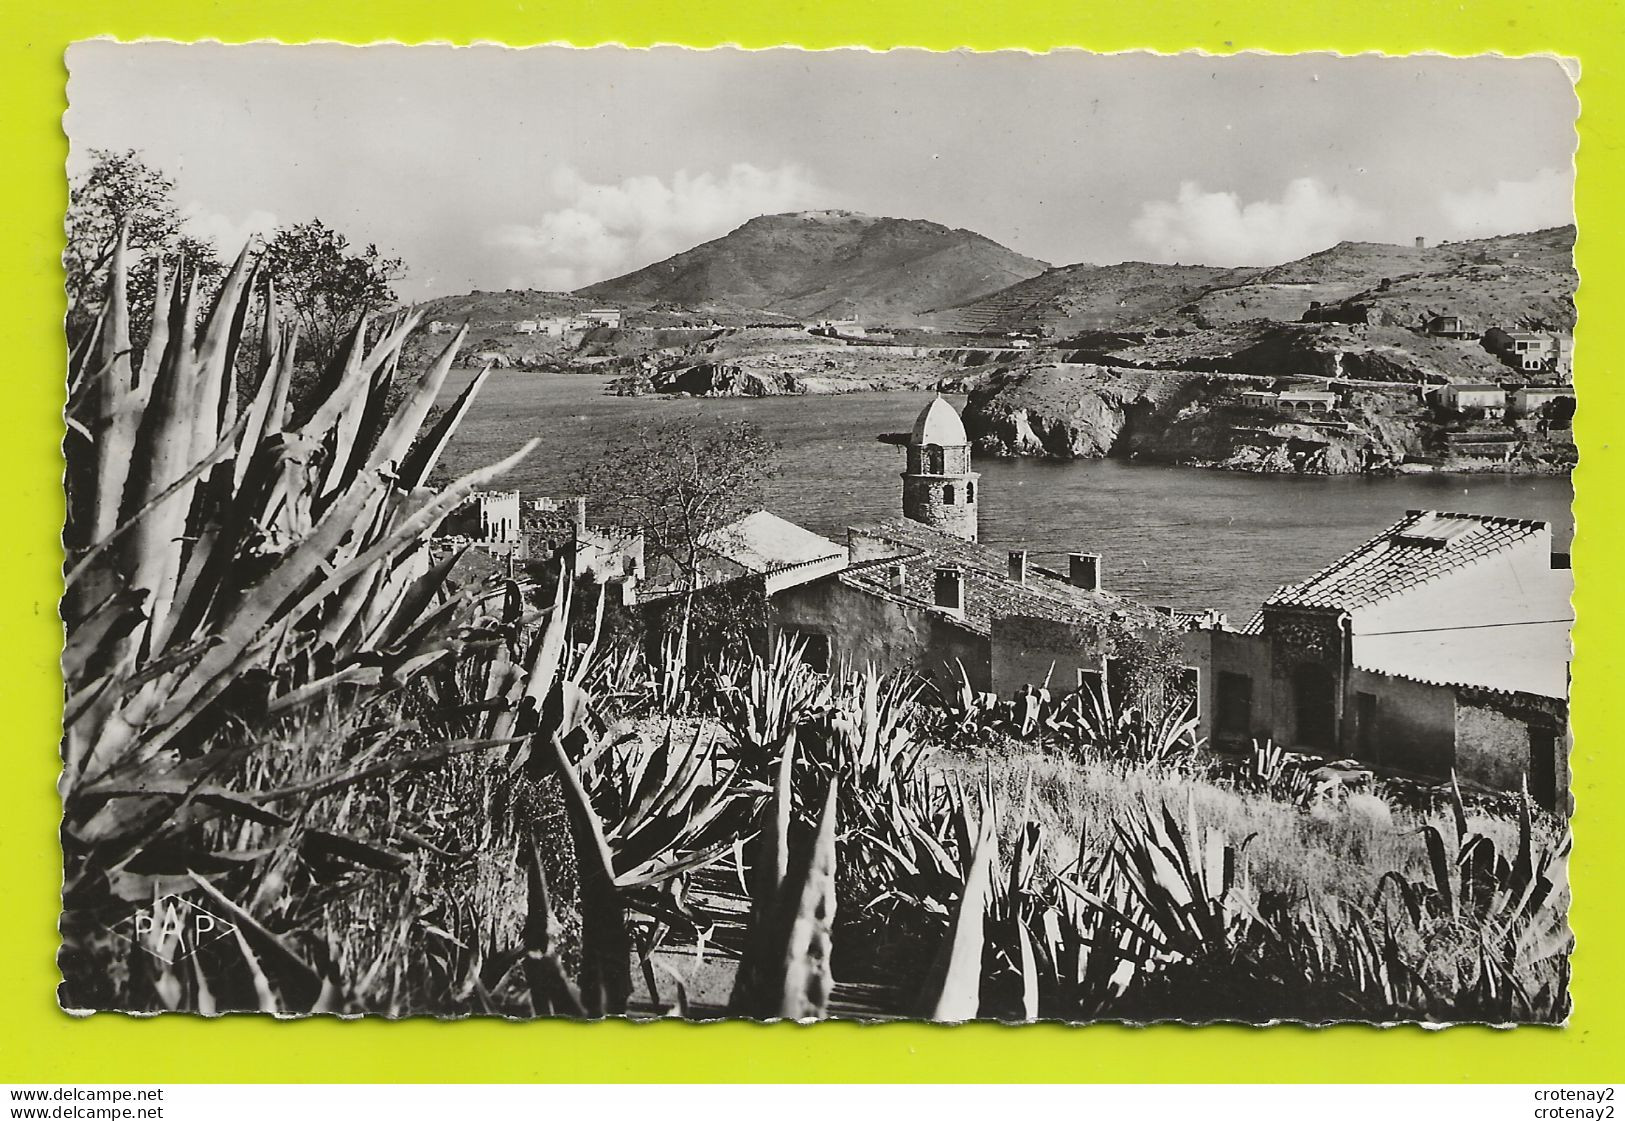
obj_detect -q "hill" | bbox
[922,260,1253,335]
[929,226,1577,337]
[575,210,1048,323]
[411,289,598,330]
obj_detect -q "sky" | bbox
[66,44,1579,299]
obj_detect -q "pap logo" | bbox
[110,894,238,964]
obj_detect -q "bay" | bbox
[435,371,1575,622]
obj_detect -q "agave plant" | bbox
[1241,738,1323,809]
[711,634,831,772]
[60,233,537,1011]
[1050,675,1201,767]
[1410,775,1571,1019]
[728,733,841,1021]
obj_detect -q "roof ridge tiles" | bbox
[1267,510,1548,612]
[1351,662,1564,702]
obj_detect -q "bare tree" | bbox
[569,417,779,597]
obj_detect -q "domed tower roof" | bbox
[910,394,968,446]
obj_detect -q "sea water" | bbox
[435,371,1574,621]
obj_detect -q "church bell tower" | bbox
[902,394,979,541]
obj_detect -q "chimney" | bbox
[933,566,965,613]
[573,496,587,536]
[1414,236,1427,250]
[1070,552,1102,593]
[1008,550,1029,585]
[889,562,908,595]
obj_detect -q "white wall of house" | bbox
[1349,531,1572,698]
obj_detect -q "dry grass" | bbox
[938,749,1548,910]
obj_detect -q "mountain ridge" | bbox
[929,225,1576,337]
[573,209,1049,322]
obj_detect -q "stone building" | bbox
[527,496,644,592]
[769,395,1174,689]
[901,394,980,542]
[442,490,522,553]
[1511,385,1577,418]
[1185,510,1572,808]
[771,518,1166,692]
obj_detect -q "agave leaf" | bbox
[85,226,135,545]
[188,871,324,1011]
[923,807,998,1022]
[1421,824,1455,917]
[135,258,173,391]
[233,297,293,489]
[1013,918,1040,1022]
[367,323,469,475]
[188,243,258,466]
[773,778,840,1020]
[521,830,588,1018]
[397,362,491,490]
[133,440,536,768]
[541,730,631,1017]
[115,270,207,649]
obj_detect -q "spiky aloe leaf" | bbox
[521,829,589,1018]
[368,323,468,476]
[187,243,258,468]
[728,731,799,1016]
[540,730,631,1018]
[84,226,135,546]
[922,807,998,1022]
[772,778,840,1020]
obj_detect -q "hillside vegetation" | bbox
[934,225,1576,338]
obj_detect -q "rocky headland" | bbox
[963,364,1574,476]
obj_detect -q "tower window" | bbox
[926,445,944,473]
[966,481,976,502]
[944,484,956,504]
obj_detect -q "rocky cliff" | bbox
[962,364,1503,476]
[649,333,1033,396]
[963,365,1204,458]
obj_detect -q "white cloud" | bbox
[487,163,827,290]
[1438,168,1574,238]
[178,203,280,257]
[1130,178,1380,266]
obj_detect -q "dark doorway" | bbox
[1293,663,1337,750]
[1353,691,1378,762]
[1530,722,1559,812]
[1215,671,1252,742]
[787,630,830,674]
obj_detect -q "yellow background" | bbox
[2,0,1618,1083]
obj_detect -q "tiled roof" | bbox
[1350,662,1565,703]
[701,510,845,574]
[1265,509,1550,613]
[837,518,1160,637]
